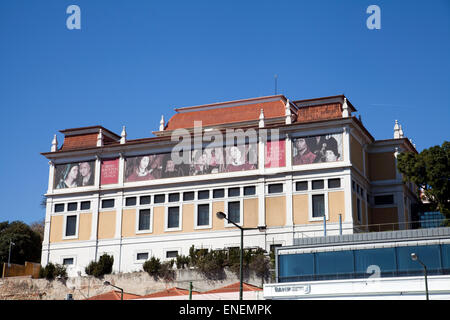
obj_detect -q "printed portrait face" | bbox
[293,133,343,165]
[79,162,91,177]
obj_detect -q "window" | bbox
[312,180,324,190]
[197,204,210,226]
[183,191,195,201]
[244,186,256,196]
[328,178,341,189]
[198,190,210,200]
[166,251,178,259]
[54,203,65,213]
[352,180,356,191]
[154,194,165,204]
[67,202,77,211]
[138,209,151,231]
[137,252,149,261]
[80,201,91,210]
[357,198,362,222]
[296,181,308,191]
[62,258,74,265]
[312,194,325,218]
[101,199,115,209]
[167,207,180,229]
[213,189,225,198]
[268,183,283,194]
[228,187,240,197]
[65,215,77,237]
[228,201,240,224]
[140,196,151,205]
[169,193,180,202]
[374,195,394,205]
[125,197,137,206]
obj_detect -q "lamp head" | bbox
[411,253,418,261]
[104,281,111,286]
[216,211,226,220]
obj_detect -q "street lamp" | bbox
[8,239,15,267]
[216,211,266,300]
[411,253,429,300]
[104,281,124,300]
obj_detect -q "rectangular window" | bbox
[80,201,91,210]
[140,195,151,205]
[296,181,308,191]
[167,207,180,229]
[374,195,394,205]
[228,187,240,197]
[138,209,151,231]
[244,186,256,196]
[312,194,325,218]
[101,199,115,209]
[213,189,225,198]
[125,197,137,206]
[357,198,361,222]
[166,251,178,259]
[198,190,210,200]
[67,202,77,211]
[268,183,283,194]
[65,215,77,237]
[169,193,180,202]
[183,191,195,201]
[328,178,341,189]
[62,258,74,265]
[54,203,65,213]
[137,252,149,261]
[312,180,324,190]
[154,194,165,204]
[228,201,240,224]
[197,204,210,226]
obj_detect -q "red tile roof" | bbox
[203,282,262,294]
[136,287,200,299]
[85,290,141,300]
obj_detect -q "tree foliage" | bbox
[85,253,114,278]
[0,221,42,265]
[397,141,450,218]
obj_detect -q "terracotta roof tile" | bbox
[136,287,200,299]
[202,282,262,294]
[85,290,141,300]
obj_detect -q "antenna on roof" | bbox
[274,74,278,95]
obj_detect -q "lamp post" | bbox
[411,253,429,300]
[216,211,266,300]
[6,239,15,277]
[104,281,124,300]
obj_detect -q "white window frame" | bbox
[165,205,183,232]
[79,200,92,212]
[266,182,284,196]
[309,192,329,222]
[134,251,150,264]
[163,248,181,261]
[61,255,76,267]
[136,207,153,234]
[100,198,116,211]
[224,199,243,228]
[53,202,66,214]
[63,213,79,240]
[194,201,212,229]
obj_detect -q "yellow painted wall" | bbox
[212,201,225,230]
[369,152,396,181]
[153,206,165,235]
[78,213,92,241]
[350,135,364,173]
[49,215,63,243]
[243,198,258,228]
[98,211,116,239]
[293,194,309,224]
[122,209,136,238]
[328,191,345,223]
[183,203,195,232]
[266,196,286,227]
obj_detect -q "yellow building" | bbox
[40,94,418,276]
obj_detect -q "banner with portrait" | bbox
[292,133,343,166]
[265,140,286,168]
[54,161,96,189]
[124,144,258,182]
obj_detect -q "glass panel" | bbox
[137,252,148,260]
[65,215,77,236]
[278,253,315,282]
[296,181,308,191]
[312,194,325,217]
[244,186,256,196]
[154,194,165,203]
[228,187,240,197]
[166,251,178,258]
[268,184,283,194]
[67,202,77,211]
[328,178,341,188]
[228,201,240,224]
[125,197,137,206]
[396,245,441,275]
[315,251,354,279]
[213,189,224,198]
[183,192,195,201]
[312,180,324,190]
[354,248,396,277]
[80,201,91,210]
[139,209,151,230]
[198,190,210,200]
[140,196,151,205]
[169,193,180,202]
[102,199,115,208]
[441,244,450,270]
[197,204,209,226]
[374,195,394,205]
[55,203,65,213]
[168,207,179,228]
[63,258,74,265]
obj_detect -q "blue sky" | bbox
[0,0,449,224]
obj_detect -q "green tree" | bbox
[397,141,450,218]
[0,221,42,265]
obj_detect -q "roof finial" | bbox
[285,99,292,124]
[120,126,127,144]
[399,124,404,138]
[394,120,400,139]
[160,115,165,131]
[342,97,350,117]
[51,134,58,152]
[259,108,265,128]
[97,129,103,147]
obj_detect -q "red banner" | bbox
[101,159,119,185]
[265,140,285,168]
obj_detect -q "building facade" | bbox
[40,94,418,277]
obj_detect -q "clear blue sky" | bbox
[0,0,449,224]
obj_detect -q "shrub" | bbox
[85,253,114,278]
[175,254,190,269]
[143,257,176,281]
[143,257,161,279]
[39,262,67,281]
